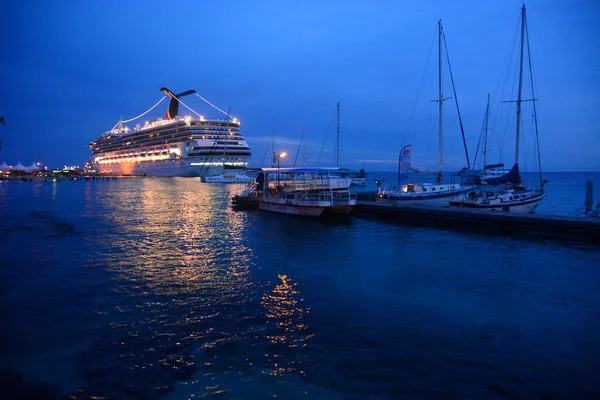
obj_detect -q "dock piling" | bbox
[585,180,594,212]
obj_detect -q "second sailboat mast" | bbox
[515,5,526,166]
[437,20,444,183]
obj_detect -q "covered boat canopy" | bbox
[484,163,522,185]
[483,163,505,170]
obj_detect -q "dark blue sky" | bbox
[1,0,598,171]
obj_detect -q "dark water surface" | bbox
[1,175,599,399]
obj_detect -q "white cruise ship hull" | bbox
[89,90,252,178]
[95,158,234,177]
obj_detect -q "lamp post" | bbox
[277,152,286,186]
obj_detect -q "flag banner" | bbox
[397,144,412,184]
[399,145,412,174]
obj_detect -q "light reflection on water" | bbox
[262,274,314,377]
[0,177,599,399]
[72,178,321,398]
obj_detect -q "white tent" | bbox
[0,161,8,170]
[26,162,41,171]
[12,162,26,172]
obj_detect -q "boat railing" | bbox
[268,180,350,192]
[264,188,353,203]
[234,180,258,197]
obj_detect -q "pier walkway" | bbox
[354,200,600,243]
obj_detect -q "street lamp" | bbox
[277,152,287,169]
[277,152,286,185]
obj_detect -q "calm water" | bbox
[0,173,599,399]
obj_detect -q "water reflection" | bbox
[262,274,314,377]
[76,178,259,399]
[94,178,254,296]
[2,177,599,399]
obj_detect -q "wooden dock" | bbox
[354,201,600,243]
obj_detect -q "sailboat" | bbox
[459,94,517,185]
[378,20,472,205]
[475,94,518,185]
[450,5,546,213]
[345,167,367,186]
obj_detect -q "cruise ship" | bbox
[88,88,252,177]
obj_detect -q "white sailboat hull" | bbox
[378,184,472,206]
[449,189,545,213]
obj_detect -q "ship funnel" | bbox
[160,87,197,120]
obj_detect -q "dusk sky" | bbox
[1,0,598,172]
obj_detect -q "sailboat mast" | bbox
[524,7,543,187]
[271,120,277,167]
[303,124,307,168]
[336,102,340,168]
[483,93,490,167]
[515,5,526,166]
[437,20,443,183]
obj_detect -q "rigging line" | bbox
[402,25,437,148]
[442,30,470,169]
[472,96,489,168]
[316,105,337,166]
[198,108,233,175]
[490,15,521,163]
[198,142,221,175]
[195,93,230,118]
[175,96,203,119]
[115,96,167,127]
[293,125,306,168]
[498,26,520,165]
[199,112,232,174]
[261,121,276,167]
[222,107,232,164]
[525,14,543,186]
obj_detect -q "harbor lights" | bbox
[277,152,287,186]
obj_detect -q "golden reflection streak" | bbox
[80,180,263,399]
[96,178,255,298]
[261,274,315,377]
